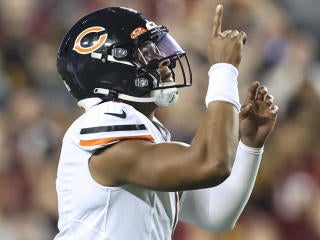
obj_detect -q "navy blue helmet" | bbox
[57,7,192,106]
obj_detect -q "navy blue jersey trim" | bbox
[80,124,147,134]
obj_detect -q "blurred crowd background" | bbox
[0,0,319,239]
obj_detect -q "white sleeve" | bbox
[179,141,264,232]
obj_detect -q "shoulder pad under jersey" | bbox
[76,102,155,151]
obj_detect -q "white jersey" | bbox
[54,102,179,240]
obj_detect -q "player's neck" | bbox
[129,102,157,120]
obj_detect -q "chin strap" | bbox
[93,82,179,107]
[94,88,156,103]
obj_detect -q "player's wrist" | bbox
[239,138,265,150]
[205,63,241,111]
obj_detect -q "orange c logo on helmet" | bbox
[73,26,108,54]
[130,27,147,39]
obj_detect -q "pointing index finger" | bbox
[245,81,260,103]
[212,4,223,36]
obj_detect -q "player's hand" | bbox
[239,81,279,148]
[208,4,247,68]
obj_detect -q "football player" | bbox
[54,4,278,240]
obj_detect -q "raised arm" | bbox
[179,82,279,231]
[89,4,246,191]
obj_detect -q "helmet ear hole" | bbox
[112,48,128,59]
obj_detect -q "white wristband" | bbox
[238,140,264,155]
[205,63,241,111]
